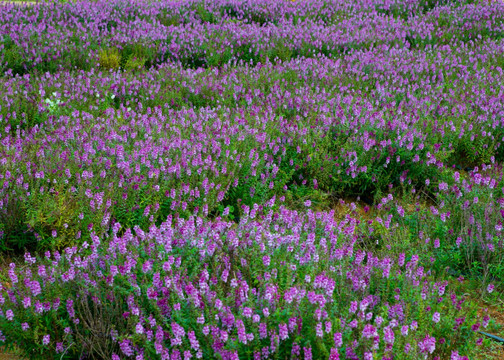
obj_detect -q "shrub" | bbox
[98,48,121,70]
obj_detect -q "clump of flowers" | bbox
[0,205,481,359]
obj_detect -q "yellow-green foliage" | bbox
[25,185,81,249]
[124,55,146,72]
[98,48,121,70]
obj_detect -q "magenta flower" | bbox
[432,312,441,323]
[401,325,409,336]
[262,255,270,267]
[325,321,332,334]
[8,263,17,284]
[279,323,289,340]
[362,324,378,338]
[42,335,50,346]
[120,339,134,357]
[334,333,343,348]
[304,347,312,360]
[259,323,267,339]
[383,326,395,344]
[349,301,358,314]
[418,335,436,354]
[329,348,340,360]
[23,297,31,309]
[483,315,490,328]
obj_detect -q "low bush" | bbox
[0,207,484,359]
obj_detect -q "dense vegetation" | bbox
[0,0,503,359]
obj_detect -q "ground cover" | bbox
[0,0,503,359]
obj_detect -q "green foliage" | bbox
[0,198,36,252]
[124,56,146,72]
[1,37,25,75]
[98,48,121,70]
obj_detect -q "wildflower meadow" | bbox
[0,0,503,359]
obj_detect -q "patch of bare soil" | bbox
[475,302,504,359]
[0,349,21,360]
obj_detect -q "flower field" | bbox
[0,0,504,358]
